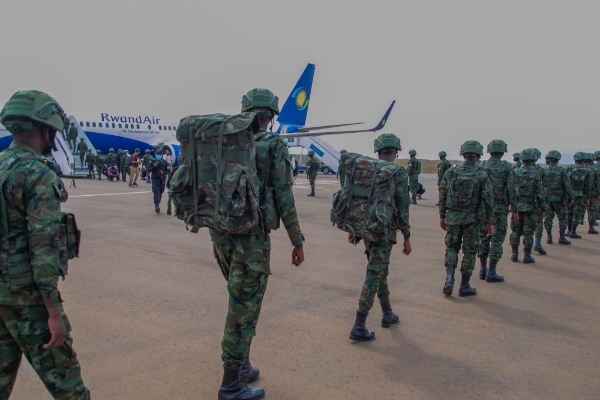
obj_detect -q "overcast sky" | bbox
[1,0,598,160]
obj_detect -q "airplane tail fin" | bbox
[278,63,315,127]
[371,100,396,131]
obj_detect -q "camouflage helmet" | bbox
[459,140,484,156]
[545,150,561,160]
[595,150,600,158]
[513,152,521,159]
[145,149,151,153]
[533,148,541,160]
[439,151,447,157]
[587,152,595,160]
[340,149,347,154]
[87,149,92,152]
[573,152,586,161]
[109,148,114,152]
[520,148,537,161]
[70,122,74,126]
[80,138,85,141]
[408,149,416,156]
[374,133,401,152]
[308,150,315,156]
[241,88,280,115]
[123,149,128,153]
[487,139,508,154]
[0,90,66,133]
[96,149,101,154]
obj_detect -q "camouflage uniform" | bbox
[94,151,105,180]
[84,150,95,178]
[306,154,319,196]
[106,149,118,181]
[120,151,130,183]
[437,158,452,186]
[337,150,348,188]
[0,91,89,399]
[407,150,421,203]
[543,153,573,241]
[585,153,599,230]
[567,153,591,237]
[513,152,522,170]
[76,139,87,166]
[142,150,153,182]
[67,123,78,151]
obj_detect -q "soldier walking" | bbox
[85,149,96,179]
[67,122,78,151]
[407,149,421,204]
[510,149,547,263]
[531,149,549,255]
[439,141,493,297]
[566,152,591,238]
[76,138,88,166]
[142,149,153,183]
[120,149,130,183]
[106,148,119,181]
[306,150,319,196]
[543,151,573,244]
[476,140,517,283]
[0,90,90,399]
[436,151,452,206]
[94,149,105,180]
[585,153,599,233]
[147,149,167,213]
[337,149,348,188]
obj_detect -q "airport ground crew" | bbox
[513,152,522,170]
[436,151,452,206]
[477,140,517,283]
[76,138,88,166]
[346,134,411,342]
[129,148,141,186]
[306,150,319,196]
[67,122,78,151]
[407,149,421,204]
[510,148,547,264]
[148,149,167,213]
[337,149,348,188]
[585,153,599,233]
[106,148,119,181]
[544,151,573,244]
[0,90,90,399]
[532,149,549,255]
[142,149,153,183]
[95,149,105,180]
[566,152,591,238]
[85,149,96,179]
[440,141,493,297]
[120,150,130,183]
[210,89,304,400]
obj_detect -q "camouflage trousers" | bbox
[570,197,586,227]
[408,174,419,198]
[445,222,478,276]
[477,213,508,262]
[95,165,103,178]
[0,304,89,400]
[358,240,393,313]
[79,154,85,166]
[87,164,95,177]
[308,175,316,192]
[339,174,346,189]
[510,211,538,249]
[121,166,130,182]
[587,198,598,222]
[214,244,270,368]
[534,210,545,237]
[544,201,568,232]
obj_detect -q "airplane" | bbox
[0,64,395,173]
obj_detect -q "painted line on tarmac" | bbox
[69,191,151,198]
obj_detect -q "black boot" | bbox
[588,222,599,234]
[533,235,547,255]
[240,356,260,384]
[566,222,572,237]
[218,364,265,400]
[478,257,488,280]
[349,310,375,341]
[510,245,519,262]
[558,230,571,245]
[155,204,160,214]
[458,274,477,297]
[443,266,455,296]
[486,260,504,282]
[410,194,417,205]
[546,230,553,244]
[380,300,400,328]
[307,190,315,197]
[523,247,535,264]
[570,224,581,239]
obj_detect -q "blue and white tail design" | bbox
[278,63,315,127]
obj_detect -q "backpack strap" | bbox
[187,125,200,233]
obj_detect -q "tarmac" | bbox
[11,173,600,399]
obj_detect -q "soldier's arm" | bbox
[438,171,448,218]
[394,172,410,240]
[536,175,547,209]
[507,166,518,211]
[481,174,494,224]
[270,140,303,246]
[563,170,573,201]
[23,166,63,309]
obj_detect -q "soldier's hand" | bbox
[402,239,411,255]
[546,204,550,210]
[212,243,217,257]
[43,306,66,349]
[347,233,354,243]
[485,224,495,237]
[511,212,519,223]
[569,200,574,207]
[584,199,590,206]
[439,218,447,231]
[292,244,304,266]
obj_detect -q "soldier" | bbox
[147,149,167,213]
[95,149,105,180]
[120,149,130,183]
[67,121,78,151]
[566,152,591,238]
[211,88,304,399]
[595,151,600,222]
[513,152,522,170]
[476,140,517,283]
[305,150,319,196]
[337,149,348,188]
[436,151,452,206]
[85,149,96,179]
[510,148,547,264]
[346,133,411,342]
[62,116,70,141]
[76,138,88,166]
[407,149,421,204]
[0,90,90,399]
[106,148,119,181]
[142,149,153,183]
[544,151,573,244]
[439,141,494,297]
[585,153,599,233]
[532,149,549,255]
[116,149,123,176]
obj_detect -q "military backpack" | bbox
[482,160,510,206]
[445,167,485,212]
[569,166,587,195]
[546,165,566,202]
[515,167,538,205]
[330,152,404,242]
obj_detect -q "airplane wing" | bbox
[294,122,365,132]
[281,100,395,139]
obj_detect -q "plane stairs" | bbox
[284,134,341,174]
[50,116,95,176]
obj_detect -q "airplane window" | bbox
[136,124,140,129]
[148,125,151,130]
[86,122,90,127]
[92,122,96,127]
[79,121,83,126]
[118,124,122,128]
[168,126,172,131]
[99,123,102,128]
[159,126,162,130]
[112,123,115,128]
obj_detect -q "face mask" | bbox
[156,155,162,160]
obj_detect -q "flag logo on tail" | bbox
[293,88,309,110]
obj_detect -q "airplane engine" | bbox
[151,140,180,167]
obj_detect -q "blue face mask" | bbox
[156,155,162,160]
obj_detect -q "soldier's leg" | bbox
[571,198,584,238]
[523,213,536,263]
[443,224,461,296]
[544,202,555,243]
[358,241,393,312]
[487,214,507,282]
[477,222,490,279]
[0,309,22,400]
[587,199,598,233]
[459,222,478,296]
[510,212,525,262]
[533,208,547,255]
[0,305,89,400]
[308,176,315,196]
[409,176,418,204]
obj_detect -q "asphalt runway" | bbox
[11,173,600,399]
